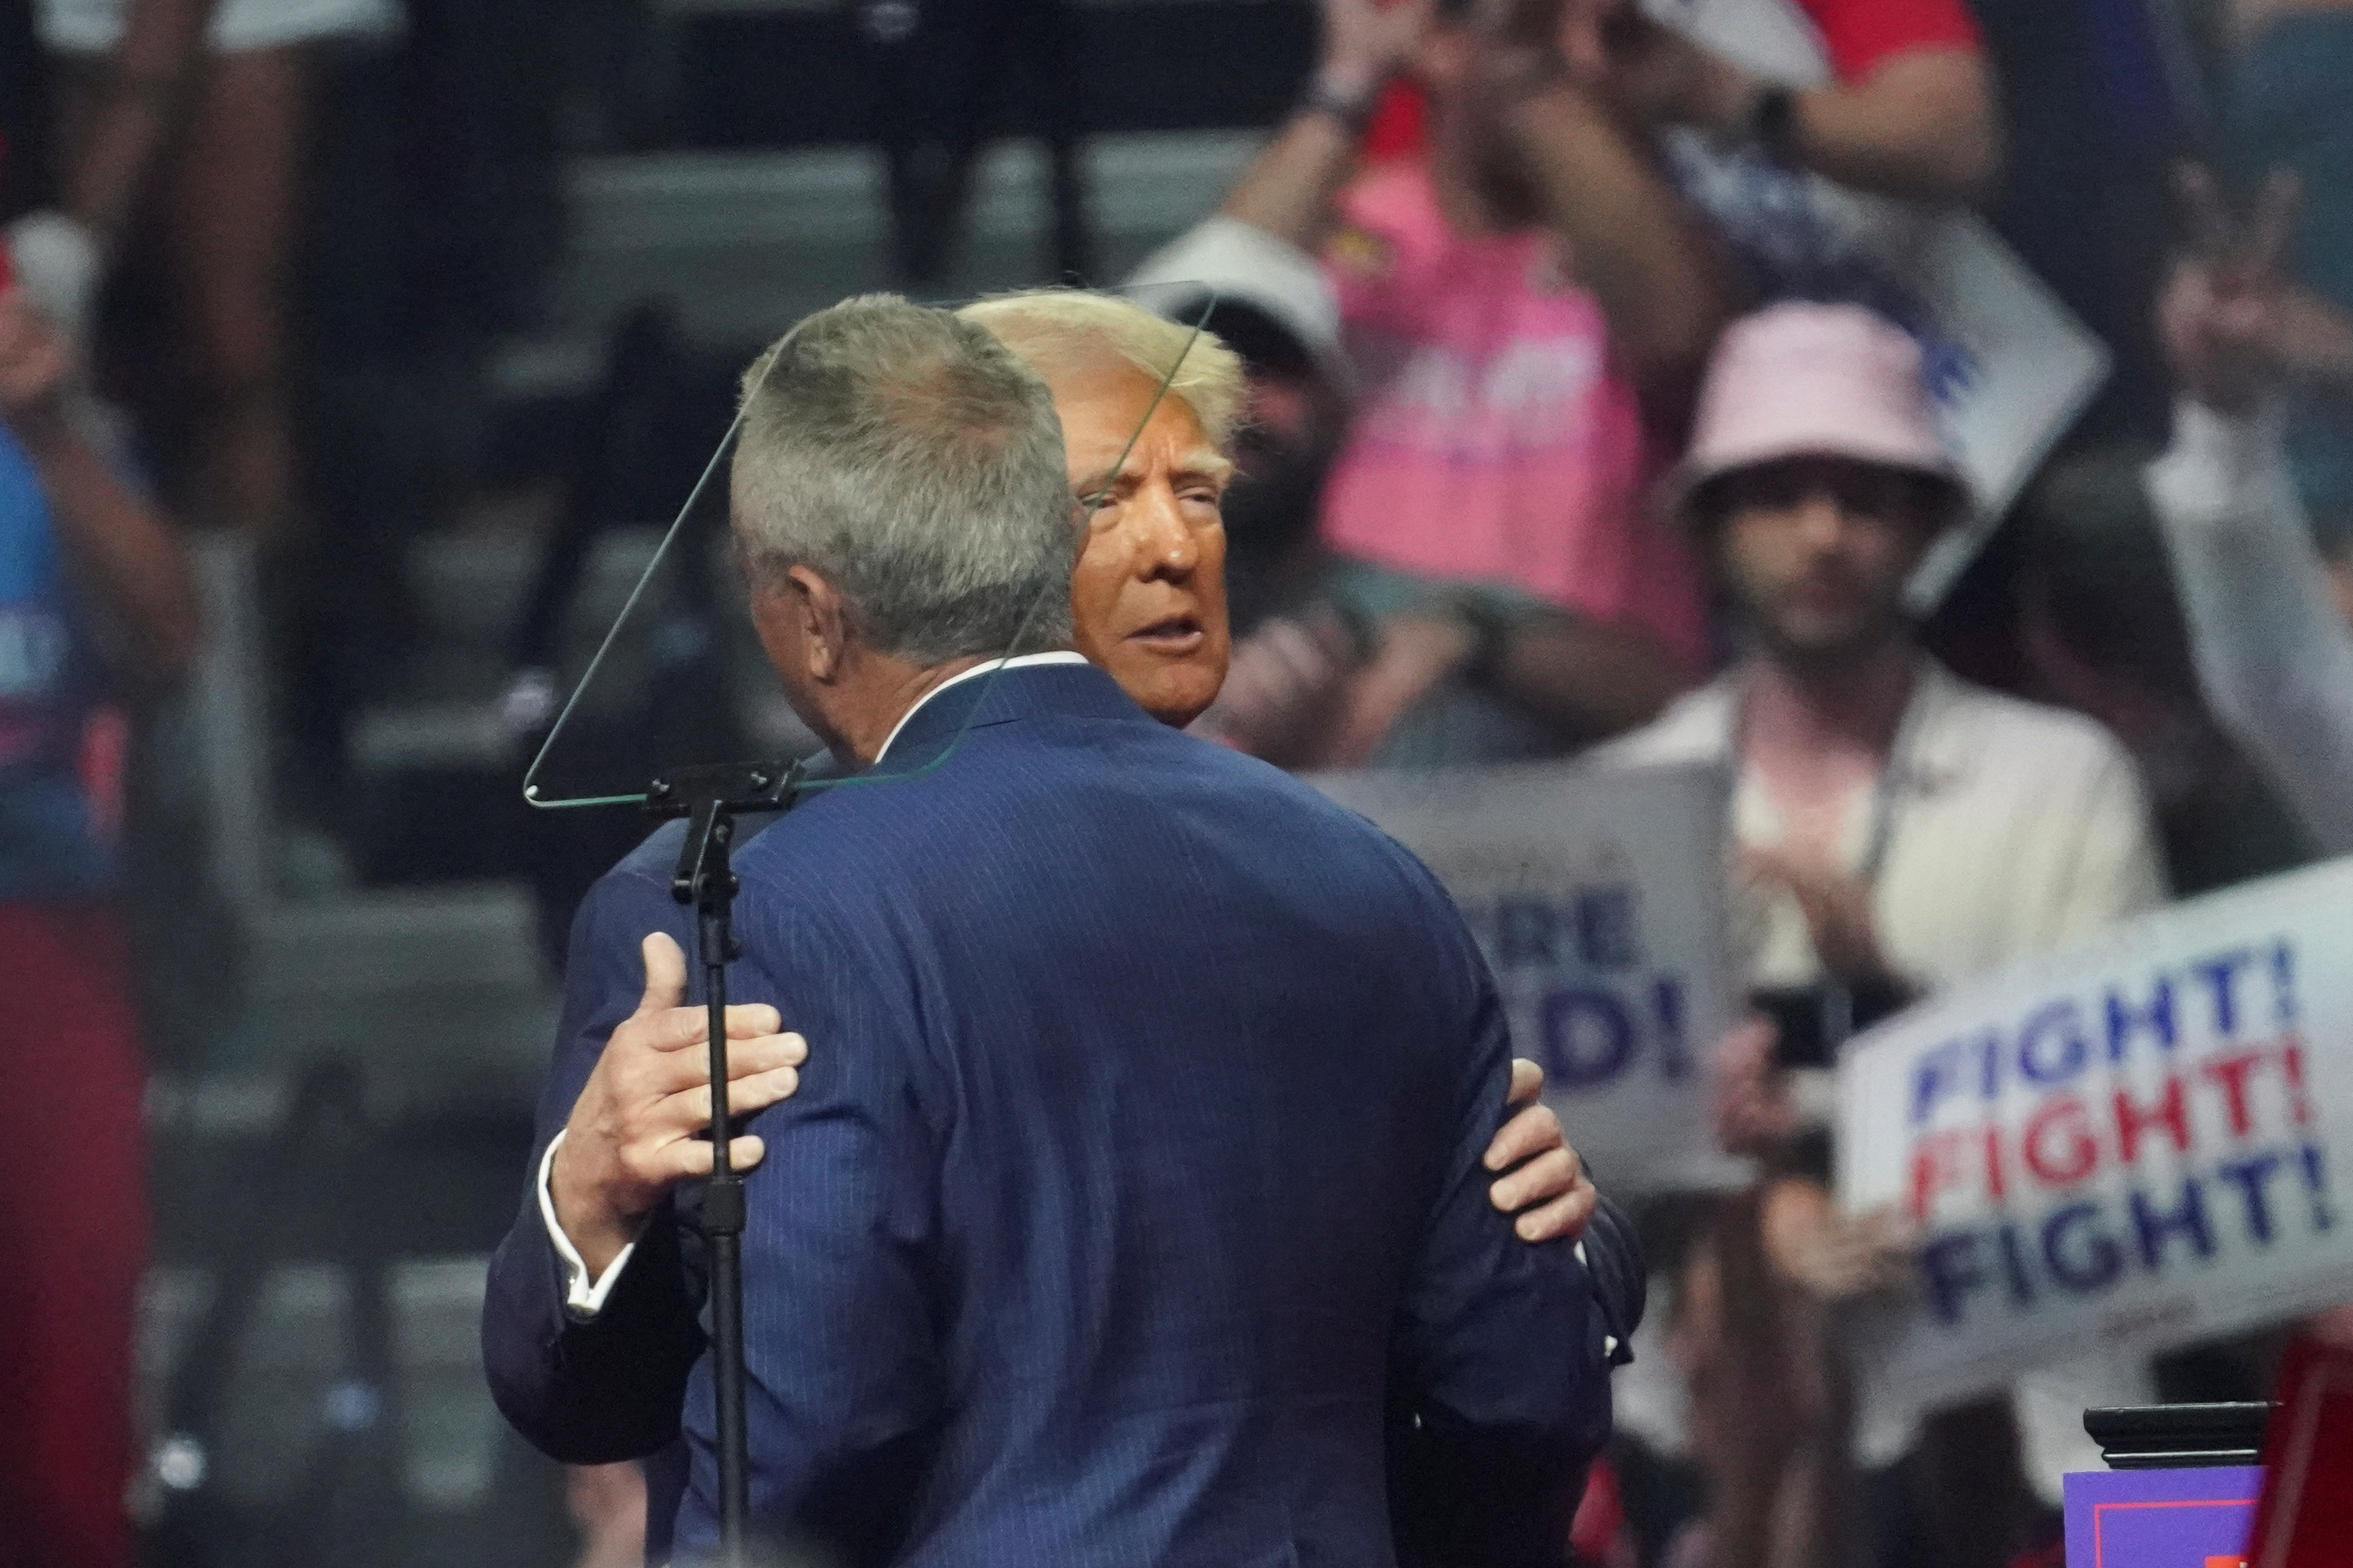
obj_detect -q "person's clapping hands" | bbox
[1709,1014,1797,1159]
[1741,844,1904,991]
[1760,1175,1918,1303]
[1195,609,1360,767]
[1322,609,1474,766]
[0,287,77,435]
[551,933,810,1277]
[1488,1058,1600,1243]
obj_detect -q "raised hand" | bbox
[0,288,75,430]
[550,931,809,1277]
[1316,0,1438,98]
[2160,165,2301,416]
[1471,0,1723,119]
[1554,0,1615,82]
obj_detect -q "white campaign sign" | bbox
[1838,858,2353,1424]
[1315,758,1745,1192]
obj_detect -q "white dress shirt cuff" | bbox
[538,1129,639,1323]
[1573,1240,1619,1361]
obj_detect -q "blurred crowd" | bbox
[1124,0,2353,1563]
[3,0,2353,1562]
[1132,0,2353,1563]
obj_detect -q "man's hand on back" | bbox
[550,932,808,1278]
[1486,1059,1598,1243]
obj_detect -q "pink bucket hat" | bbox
[1670,302,1965,514]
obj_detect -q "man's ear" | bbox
[788,563,850,684]
[746,564,848,686]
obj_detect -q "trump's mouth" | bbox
[1128,615,1205,654]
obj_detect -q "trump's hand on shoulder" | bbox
[1486,1059,1598,1245]
[549,931,809,1277]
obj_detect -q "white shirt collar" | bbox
[873,651,1090,763]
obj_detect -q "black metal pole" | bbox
[649,760,802,1567]
[700,891,751,1563]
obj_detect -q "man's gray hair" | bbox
[731,293,1077,662]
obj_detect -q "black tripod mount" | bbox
[646,758,806,1565]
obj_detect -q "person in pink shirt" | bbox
[1319,161,1707,664]
[1212,0,1737,757]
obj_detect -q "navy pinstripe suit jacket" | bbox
[484,664,1613,1566]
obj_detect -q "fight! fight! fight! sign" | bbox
[1840,858,2353,1423]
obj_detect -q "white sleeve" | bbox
[1570,1241,1617,1361]
[2148,399,2353,856]
[537,1129,639,1323]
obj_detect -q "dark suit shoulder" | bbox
[736,712,1427,885]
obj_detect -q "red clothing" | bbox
[0,904,147,1568]
[1364,0,1985,162]
[1801,0,1981,80]
[1570,1454,1632,1565]
[1364,79,1426,163]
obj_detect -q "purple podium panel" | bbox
[2063,1466,2263,1568]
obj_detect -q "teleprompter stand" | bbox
[647,757,806,1565]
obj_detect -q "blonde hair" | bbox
[959,288,1246,450]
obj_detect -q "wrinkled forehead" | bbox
[1047,357,1229,482]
